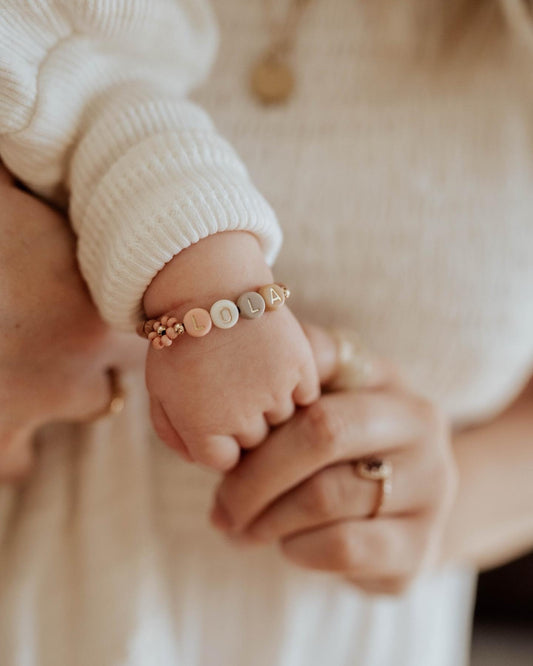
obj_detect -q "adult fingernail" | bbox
[210,502,233,531]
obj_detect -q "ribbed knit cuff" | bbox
[70,101,282,331]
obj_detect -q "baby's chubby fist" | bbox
[143,232,320,471]
[146,304,318,470]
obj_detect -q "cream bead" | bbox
[210,299,239,329]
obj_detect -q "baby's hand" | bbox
[143,232,320,471]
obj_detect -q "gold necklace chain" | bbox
[250,0,313,105]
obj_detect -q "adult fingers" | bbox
[302,323,400,391]
[326,354,402,393]
[213,390,425,532]
[245,453,423,542]
[280,517,427,577]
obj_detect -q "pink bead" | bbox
[152,321,161,331]
[148,331,158,340]
[161,315,169,325]
[151,337,165,350]
[161,335,172,347]
[144,320,156,335]
[166,327,178,340]
[183,308,212,337]
[167,317,177,327]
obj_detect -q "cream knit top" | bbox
[1,2,533,666]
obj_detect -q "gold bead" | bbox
[278,283,291,300]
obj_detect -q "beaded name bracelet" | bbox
[137,283,290,350]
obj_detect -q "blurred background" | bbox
[471,551,533,665]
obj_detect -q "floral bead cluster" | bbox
[137,283,290,350]
[138,316,185,350]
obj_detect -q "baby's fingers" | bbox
[292,362,320,407]
[185,434,241,472]
[235,417,270,449]
[265,398,295,428]
[151,399,240,471]
[149,398,191,461]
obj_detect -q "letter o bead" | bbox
[237,291,266,319]
[183,308,212,337]
[258,284,285,311]
[210,299,239,329]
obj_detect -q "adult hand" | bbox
[0,166,143,481]
[212,325,458,595]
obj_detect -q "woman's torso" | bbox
[194,0,533,425]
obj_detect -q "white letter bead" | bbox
[210,299,240,329]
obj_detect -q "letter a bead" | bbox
[183,308,212,337]
[237,291,266,319]
[210,299,239,329]
[258,284,285,311]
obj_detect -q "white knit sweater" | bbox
[0,0,281,330]
[1,2,533,666]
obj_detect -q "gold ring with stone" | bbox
[354,458,393,519]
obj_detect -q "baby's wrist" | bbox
[143,231,273,318]
[141,280,290,350]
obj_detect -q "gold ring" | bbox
[86,367,125,422]
[354,458,393,519]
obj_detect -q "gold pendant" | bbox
[250,54,294,105]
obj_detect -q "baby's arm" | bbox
[0,1,319,469]
[144,231,319,470]
[0,0,280,330]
